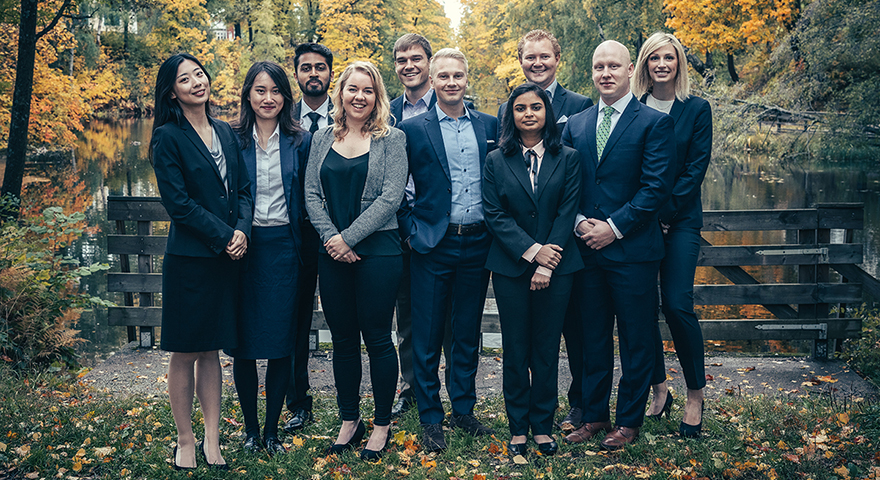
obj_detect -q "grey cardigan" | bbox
[304,126,408,248]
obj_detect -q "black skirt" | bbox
[160,253,240,352]
[227,225,300,359]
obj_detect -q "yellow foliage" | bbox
[664,0,797,53]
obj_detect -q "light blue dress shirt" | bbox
[437,104,482,225]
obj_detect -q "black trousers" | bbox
[319,254,402,426]
[494,270,573,436]
[286,221,319,413]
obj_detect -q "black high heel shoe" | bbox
[360,431,390,461]
[327,420,366,455]
[679,401,704,438]
[172,446,196,471]
[646,391,674,421]
[199,441,230,470]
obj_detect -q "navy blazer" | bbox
[152,117,253,257]
[397,106,499,254]
[497,84,594,127]
[639,95,712,229]
[483,145,584,277]
[562,95,675,263]
[240,129,311,261]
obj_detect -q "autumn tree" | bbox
[145,0,211,54]
[317,0,387,70]
[664,0,798,82]
[250,0,284,62]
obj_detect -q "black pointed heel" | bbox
[679,401,704,438]
[360,432,390,461]
[327,419,366,455]
[647,391,674,420]
[199,441,229,470]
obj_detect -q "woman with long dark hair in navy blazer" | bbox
[483,83,583,456]
[633,32,713,438]
[150,53,252,470]
[228,61,311,455]
[304,61,407,460]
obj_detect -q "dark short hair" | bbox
[234,61,305,150]
[517,29,561,60]
[393,33,433,60]
[293,43,333,71]
[499,82,562,156]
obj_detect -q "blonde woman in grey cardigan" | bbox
[304,61,407,460]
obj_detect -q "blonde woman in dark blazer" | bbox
[304,61,407,460]
[483,83,583,457]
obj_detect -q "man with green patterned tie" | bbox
[559,40,676,451]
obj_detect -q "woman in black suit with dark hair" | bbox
[228,61,311,455]
[483,83,583,456]
[633,32,713,438]
[150,53,252,470]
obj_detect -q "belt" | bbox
[447,221,487,236]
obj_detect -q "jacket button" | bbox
[596,179,601,185]
[220,195,225,199]
[529,212,536,217]
[594,204,600,209]
[446,212,450,216]
[447,188,452,193]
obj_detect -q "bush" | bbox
[838,306,880,386]
[0,197,110,370]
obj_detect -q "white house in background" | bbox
[212,21,235,41]
[88,12,138,34]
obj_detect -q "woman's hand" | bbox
[326,234,360,263]
[226,230,247,260]
[535,244,563,270]
[530,271,551,290]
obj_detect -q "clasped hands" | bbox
[326,234,360,263]
[576,218,616,250]
[226,230,248,260]
[531,244,562,291]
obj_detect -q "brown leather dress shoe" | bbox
[600,426,639,451]
[563,421,612,444]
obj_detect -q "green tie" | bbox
[597,106,614,160]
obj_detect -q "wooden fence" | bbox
[106,197,878,359]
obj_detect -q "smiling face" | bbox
[171,59,210,108]
[591,41,633,105]
[647,44,679,87]
[395,45,430,93]
[512,90,546,136]
[341,70,376,125]
[519,39,560,90]
[248,71,283,122]
[430,56,468,108]
[296,52,333,98]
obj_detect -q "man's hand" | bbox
[583,219,616,250]
[530,271,551,290]
[534,244,563,270]
[225,230,247,260]
[576,219,593,238]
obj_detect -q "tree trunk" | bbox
[1,0,39,218]
[122,4,129,59]
[234,22,241,39]
[727,52,739,82]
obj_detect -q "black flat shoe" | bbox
[199,441,229,470]
[679,401,704,438]
[264,436,287,456]
[508,442,528,457]
[360,435,390,461]
[283,407,314,433]
[242,435,263,453]
[326,420,366,455]
[172,446,195,471]
[536,440,558,456]
[647,391,674,421]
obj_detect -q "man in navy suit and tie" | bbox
[398,48,499,452]
[561,40,675,450]
[283,42,334,434]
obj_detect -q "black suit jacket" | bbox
[562,95,675,263]
[483,146,584,277]
[397,106,499,253]
[152,117,253,257]
[497,84,593,127]
[639,95,712,229]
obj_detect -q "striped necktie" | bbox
[597,106,614,160]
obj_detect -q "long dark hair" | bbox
[234,61,304,150]
[499,82,562,156]
[150,53,212,160]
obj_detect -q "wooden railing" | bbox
[106,197,878,358]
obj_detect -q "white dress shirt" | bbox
[298,98,331,131]
[252,124,289,226]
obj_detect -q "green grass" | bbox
[0,366,878,479]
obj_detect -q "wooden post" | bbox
[115,219,136,343]
[797,223,824,359]
[137,220,155,348]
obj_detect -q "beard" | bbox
[300,79,328,97]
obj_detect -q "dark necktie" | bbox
[525,149,538,192]
[307,112,320,134]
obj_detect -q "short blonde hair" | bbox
[632,32,690,102]
[430,48,468,77]
[330,61,392,140]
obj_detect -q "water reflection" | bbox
[42,120,880,364]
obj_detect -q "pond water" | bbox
[17,119,880,365]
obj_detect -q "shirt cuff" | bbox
[574,213,588,234]
[522,243,542,262]
[536,266,553,278]
[607,218,624,239]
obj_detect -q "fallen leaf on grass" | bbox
[782,454,800,463]
[223,417,243,426]
[737,367,756,373]
[837,413,849,424]
[513,455,527,465]
[817,375,838,383]
[468,459,480,467]
[834,465,850,478]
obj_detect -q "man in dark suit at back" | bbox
[497,30,593,128]
[561,40,675,451]
[398,48,499,452]
[283,42,334,434]
[390,34,435,127]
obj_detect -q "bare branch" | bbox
[36,0,74,40]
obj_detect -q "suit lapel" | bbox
[670,98,684,125]
[471,111,488,169]
[181,117,224,185]
[599,96,638,165]
[243,139,257,200]
[535,149,562,201]
[507,150,536,204]
[585,106,599,165]
[424,108,451,182]
[553,86,567,118]
[280,133,295,211]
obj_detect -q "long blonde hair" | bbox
[632,32,690,102]
[330,61,392,140]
